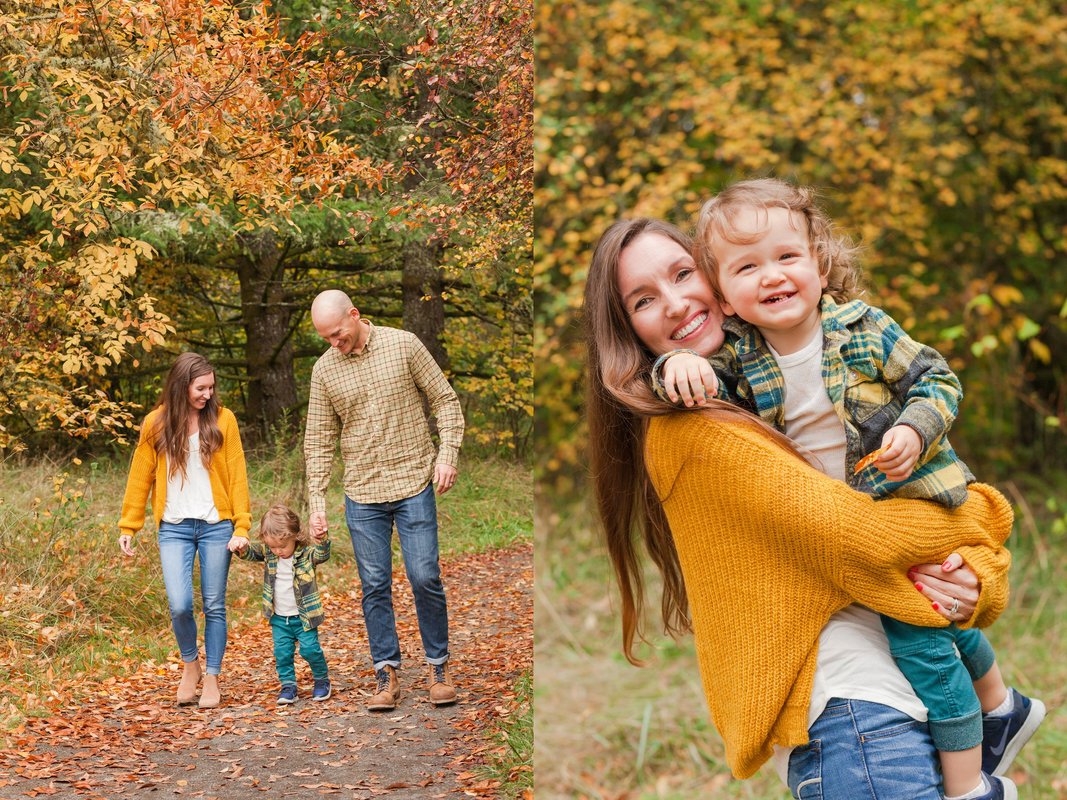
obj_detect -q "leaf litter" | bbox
[0,546,531,799]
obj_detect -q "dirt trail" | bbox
[0,546,531,800]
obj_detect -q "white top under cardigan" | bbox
[162,433,222,524]
[768,329,927,783]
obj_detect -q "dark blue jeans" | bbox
[344,483,449,670]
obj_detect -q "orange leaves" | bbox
[0,545,532,798]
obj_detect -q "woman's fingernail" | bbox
[941,560,952,570]
[914,583,923,591]
[931,602,940,610]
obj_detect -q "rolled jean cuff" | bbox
[373,659,401,672]
[426,654,448,666]
[928,709,982,751]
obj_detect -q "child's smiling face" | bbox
[264,537,297,559]
[713,205,827,354]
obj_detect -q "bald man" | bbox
[304,290,464,709]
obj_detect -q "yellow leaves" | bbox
[1029,339,1052,365]
[990,285,1024,307]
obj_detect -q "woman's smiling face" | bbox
[615,232,725,357]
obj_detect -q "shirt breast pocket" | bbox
[846,369,897,423]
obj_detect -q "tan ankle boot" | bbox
[428,663,456,706]
[368,665,400,711]
[198,674,221,709]
[176,661,201,706]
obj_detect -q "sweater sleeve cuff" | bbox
[953,543,1012,629]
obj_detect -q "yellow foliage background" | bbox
[535,0,1067,487]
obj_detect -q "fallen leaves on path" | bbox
[0,545,531,799]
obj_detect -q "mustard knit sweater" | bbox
[119,406,252,539]
[645,413,1013,779]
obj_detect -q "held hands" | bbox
[227,535,249,553]
[874,425,922,481]
[909,552,979,622]
[662,352,718,407]
[434,464,457,495]
[309,511,329,542]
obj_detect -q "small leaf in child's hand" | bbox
[853,447,887,474]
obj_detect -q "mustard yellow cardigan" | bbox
[645,413,1013,779]
[119,406,252,539]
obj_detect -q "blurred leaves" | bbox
[535,0,1067,485]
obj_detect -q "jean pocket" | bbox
[788,738,822,800]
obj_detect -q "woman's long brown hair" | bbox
[150,352,223,480]
[584,218,801,665]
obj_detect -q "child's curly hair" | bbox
[258,504,312,546]
[694,177,863,304]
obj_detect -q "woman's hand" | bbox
[118,534,135,557]
[227,535,249,553]
[908,552,980,622]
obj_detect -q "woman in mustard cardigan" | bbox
[584,218,1016,798]
[118,352,251,709]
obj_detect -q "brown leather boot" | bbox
[428,663,457,706]
[368,665,400,711]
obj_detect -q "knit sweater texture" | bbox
[645,413,1013,779]
[119,406,252,539]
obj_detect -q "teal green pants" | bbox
[881,615,996,752]
[270,614,328,686]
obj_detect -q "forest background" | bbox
[535,1,1066,798]
[0,0,532,789]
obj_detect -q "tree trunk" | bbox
[401,238,449,371]
[237,230,300,442]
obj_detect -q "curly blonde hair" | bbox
[258,504,311,546]
[694,178,863,304]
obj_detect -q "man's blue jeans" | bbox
[787,698,944,799]
[157,518,233,675]
[344,483,449,670]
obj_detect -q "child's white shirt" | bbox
[162,432,221,524]
[767,332,848,479]
[273,556,300,616]
[769,328,927,783]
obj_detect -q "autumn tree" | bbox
[2,0,533,455]
[536,0,1066,483]
[120,0,533,449]
[0,0,386,448]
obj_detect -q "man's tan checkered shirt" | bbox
[304,322,464,508]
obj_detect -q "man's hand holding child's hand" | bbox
[663,352,718,407]
[875,425,922,481]
[309,512,329,542]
